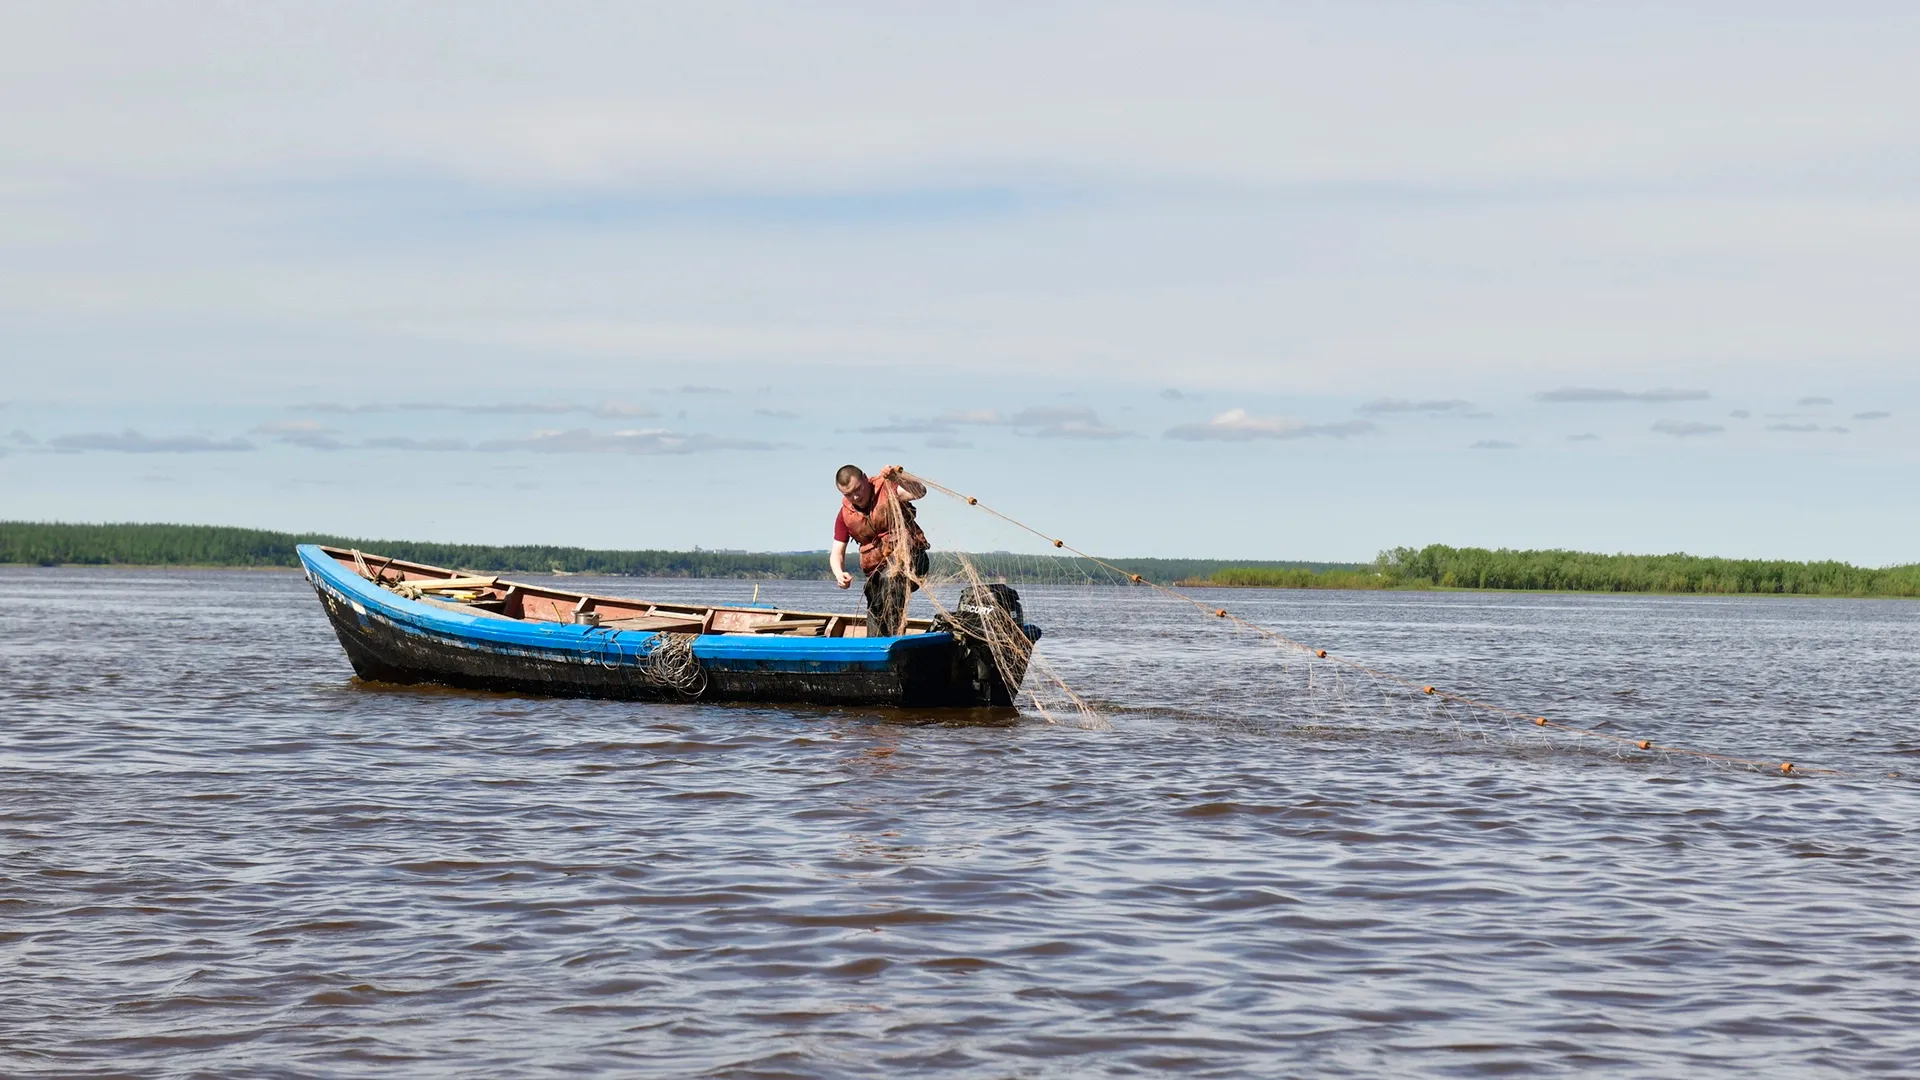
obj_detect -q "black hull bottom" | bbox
[319,590,1024,708]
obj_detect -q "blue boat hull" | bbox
[299,545,1037,707]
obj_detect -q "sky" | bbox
[3,2,1917,563]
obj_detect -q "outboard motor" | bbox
[935,584,1032,706]
[947,583,1024,638]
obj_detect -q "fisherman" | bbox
[830,463,931,636]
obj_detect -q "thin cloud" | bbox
[1728,409,1751,419]
[1159,389,1199,400]
[754,408,800,420]
[1357,398,1473,414]
[1853,411,1891,420]
[926,435,975,449]
[593,402,658,418]
[678,385,729,394]
[297,400,656,418]
[936,409,1005,425]
[362,436,471,451]
[1650,419,1724,438]
[1006,407,1132,439]
[1469,439,1518,450]
[476,428,774,454]
[1796,396,1834,406]
[1567,433,1600,442]
[895,406,1133,439]
[296,402,390,414]
[452,401,583,415]
[253,419,349,450]
[1767,422,1848,434]
[1165,409,1375,442]
[253,425,476,451]
[50,430,255,453]
[1537,387,1711,403]
[6,429,35,445]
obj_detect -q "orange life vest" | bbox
[840,477,930,575]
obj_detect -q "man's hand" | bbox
[836,570,853,589]
[877,463,903,481]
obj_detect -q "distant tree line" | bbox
[1195,567,1391,590]
[0,521,830,577]
[1199,544,1920,597]
[0,521,1359,584]
[18,524,1905,595]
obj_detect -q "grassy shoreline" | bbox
[1173,579,1916,600]
[1187,544,1920,598]
[17,561,1916,600]
[8,522,1913,597]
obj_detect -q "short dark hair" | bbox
[835,464,865,488]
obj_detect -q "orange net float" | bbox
[967,497,977,505]
[1215,609,1228,618]
[1130,574,1143,584]
[1423,686,1435,695]
[1781,762,1795,774]
[1315,649,1327,659]
[1534,717,1548,726]
[1637,740,1652,750]
[1052,539,1063,548]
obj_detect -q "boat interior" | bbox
[319,546,933,638]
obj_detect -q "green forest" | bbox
[1197,544,1920,597]
[1193,566,1392,590]
[8,523,1914,595]
[0,521,1356,584]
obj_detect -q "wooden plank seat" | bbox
[600,615,710,633]
[405,576,500,591]
[743,618,830,636]
[413,593,518,620]
[599,614,833,636]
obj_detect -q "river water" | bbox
[3,566,1918,1078]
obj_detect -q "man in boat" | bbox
[830,463,931,636]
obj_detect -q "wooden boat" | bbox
[298,544,1039,707]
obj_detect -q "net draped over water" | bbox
[891,473,1861,779]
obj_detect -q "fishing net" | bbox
[916,551,1106,730]
[867,471,1850,778]
[851,473,1106,728]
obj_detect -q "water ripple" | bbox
[2,568,1918,1077]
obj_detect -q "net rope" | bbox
[638,632,708,696]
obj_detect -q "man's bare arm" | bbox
[829,541,853,589]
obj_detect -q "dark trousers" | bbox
[864,549,931,637]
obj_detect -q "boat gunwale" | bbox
[311,544,935,633]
